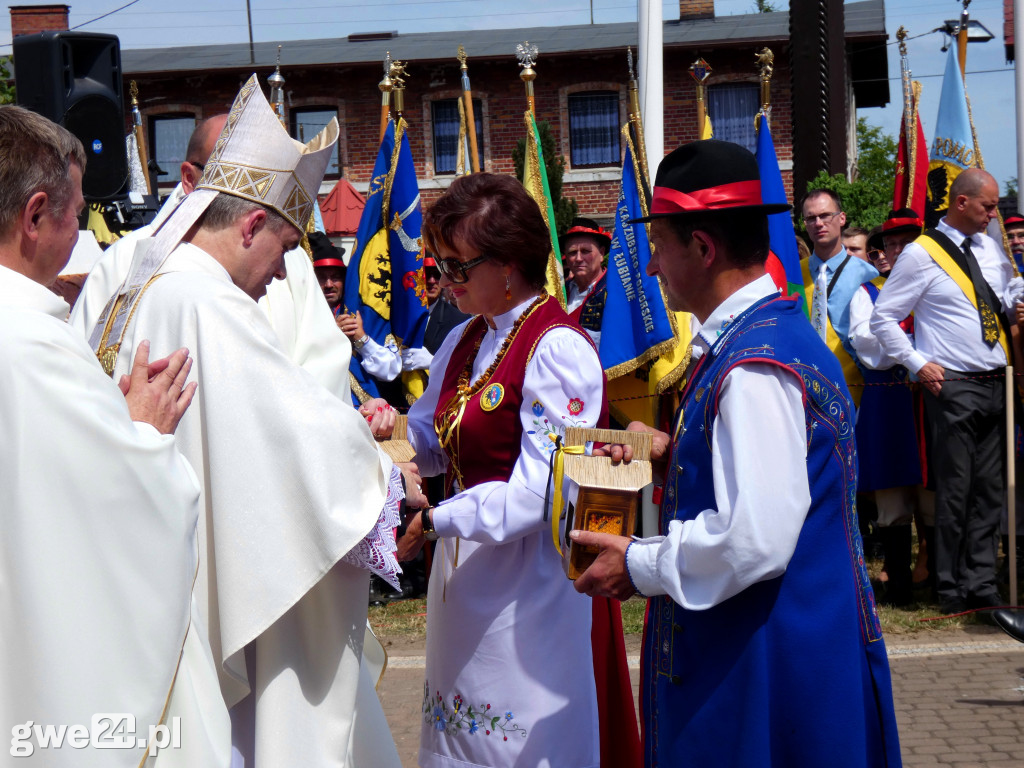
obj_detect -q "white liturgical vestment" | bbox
[107,241,399,768]
[0,263,201,767]
[70,184,352,403]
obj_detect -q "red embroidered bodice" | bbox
[433,296,604,493]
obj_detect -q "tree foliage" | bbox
[0,57,15,105]
[512,119,578,236]
[802,117,898,232]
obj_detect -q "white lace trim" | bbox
[342,465,403,589]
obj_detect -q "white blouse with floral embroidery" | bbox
[407,295,604,768]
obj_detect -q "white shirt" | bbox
[565,274,604,349]
[870,218,1022,374]
[848,284,902,371]
[626,274,812,609]
[356,335,402,381]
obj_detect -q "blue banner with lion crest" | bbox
[344,119,429,357]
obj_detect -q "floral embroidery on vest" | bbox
[423,682,528,740]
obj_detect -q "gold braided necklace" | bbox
[434,294,548,487]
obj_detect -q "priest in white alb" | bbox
[0,105,201,767]
[87,76,405,767]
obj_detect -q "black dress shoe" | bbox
[992,608,1024,643]
[938,597,967,615]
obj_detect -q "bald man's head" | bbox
[180,114,228,193]
[947,168,999,236]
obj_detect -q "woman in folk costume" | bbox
[393,173,640,768]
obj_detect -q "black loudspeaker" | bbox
[14,31,128,202]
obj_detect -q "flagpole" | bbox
[378,52,393,144]
[957,0,970,81]
[638,0,663,178]
[626,47,651,195]
[757,47,773,123]
[129,80,151,195]
[690,57,711,139]
[457,45,481,173]
[1016,0,1024,221]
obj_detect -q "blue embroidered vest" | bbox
[642,294,901,768]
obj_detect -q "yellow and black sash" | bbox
[800,258,865,407]
[916,230,1011,361]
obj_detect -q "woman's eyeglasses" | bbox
[436,254,491,284]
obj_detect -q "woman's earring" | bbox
[505,274,512,301]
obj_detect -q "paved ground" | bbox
[375,626,1024,767]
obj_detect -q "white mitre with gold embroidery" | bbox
[88,73,338,372]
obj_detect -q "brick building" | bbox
[10,0,889,223]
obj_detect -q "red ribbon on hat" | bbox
[651,180,764,214]
[882,216,923,232]
[313,257,345,268]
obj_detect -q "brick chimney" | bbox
[679,0,714,20]
[10,4,70,38]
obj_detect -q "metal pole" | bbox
[246,0,255,66]
[1008,365,1018,606]
[1015,0,1024,219]
[637,0,664,178]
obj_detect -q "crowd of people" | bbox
[7,66,1024,767]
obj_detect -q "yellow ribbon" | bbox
[550,438,585,556]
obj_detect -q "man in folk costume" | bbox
[72,114,354,404]
[0,105,201,766]
[1004,213,1024,274]
[573,140,902,767]
[848,209,927,606]
[800,188,879,406]
[871,168,1024,616]
[87,76,405,767]
[561,216,611,348]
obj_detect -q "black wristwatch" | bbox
[420,506,439,541]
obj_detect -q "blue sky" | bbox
[2,0,1016,193]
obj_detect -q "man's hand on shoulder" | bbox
[571,531,637,601]
[120,340,197,435]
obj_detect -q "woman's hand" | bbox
[359,398,396,438]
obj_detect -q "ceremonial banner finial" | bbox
[756,47,774,116]
[457,45,480,172]
[896,25,908,58]
[517,41,539,115]
[389,57,408,120]
[378,51,394,143]
[129,80,151,194]
[627,46,636,82]
[689,57,712,139]
[268,45,285,127]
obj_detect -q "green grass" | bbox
[368,545,1008,643]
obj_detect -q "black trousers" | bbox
[924,372,1005,603]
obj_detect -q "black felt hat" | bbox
[867,208,924,251]
[630,139,790,223]
[309,231,346,269]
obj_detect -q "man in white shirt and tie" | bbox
[800,189,878,406]
[871,168,1024,615]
